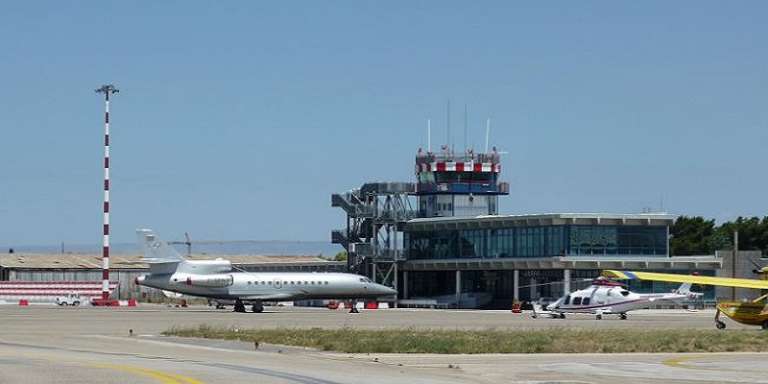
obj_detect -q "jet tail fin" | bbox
[137,229,185,274]
[674,282,703,300]
[675,282,692,295]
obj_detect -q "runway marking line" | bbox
[662,355,704,369]
[90,363,205,384]
[662,355,766,374]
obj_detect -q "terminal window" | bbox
[405,224,668,259]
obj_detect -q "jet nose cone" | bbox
[377,284,397,296]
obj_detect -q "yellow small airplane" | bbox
[603,269,768,330]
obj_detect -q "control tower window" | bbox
[434,172,493,184]
[418,172,435,183]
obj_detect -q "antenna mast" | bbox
[446,100,451,153]
[427,119,431,152]
[464,104,469,153]
[485,118,491,153]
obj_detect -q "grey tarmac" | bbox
[0,305,765,384]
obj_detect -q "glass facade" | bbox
[405,225,668,260]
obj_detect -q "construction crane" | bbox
[168,232,192,257]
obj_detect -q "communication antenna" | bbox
[446,100,451,153]
[427,119,431,152]
[94,83,119,302]
[463,104,468,152]
[484,118,491,153]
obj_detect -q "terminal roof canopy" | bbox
[407,213,676,230]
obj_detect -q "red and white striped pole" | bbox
[95,84,118,301]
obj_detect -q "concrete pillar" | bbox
[455,270,462,308]
[563,269,571,296]
[402,271,408,299]
[513,270,519,302]
[371,263,377,284]
[393,263,398,308]
[529,278,537,300]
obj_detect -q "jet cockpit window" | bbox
[620,290,630,297]
[572,297,582,305]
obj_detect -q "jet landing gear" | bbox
[715,309,726,330]
[234,300,264,313]
[349,300,359,314]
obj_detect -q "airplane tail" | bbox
[674,282,703,300]
[531,303,542,318]
[675,282,692,295]
[137,229,185,274]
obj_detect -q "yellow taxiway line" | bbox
[90,363,205,384]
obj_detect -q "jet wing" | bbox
[603,270,768,290]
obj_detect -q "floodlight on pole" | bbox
[95,84,119,301]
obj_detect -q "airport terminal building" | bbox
[332,148,722,308]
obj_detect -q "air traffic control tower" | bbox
[414,146,509,218]
[331,145,509,290]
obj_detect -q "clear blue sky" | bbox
[1,2,766,246]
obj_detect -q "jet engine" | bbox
[185,274,233,287]
[170,273,234,288]
[183,259,232,274]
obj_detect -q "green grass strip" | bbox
[163,325,768,354]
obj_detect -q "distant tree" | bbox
[672,216,768,256]
[705,230,732,253]
[670,216,719,255]
[334,251,348,262]
[718,216,768,254]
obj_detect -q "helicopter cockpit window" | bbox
[620,290,630,297]
[572,297,582,305]
[582,297,591,305]
[563,295,570,305]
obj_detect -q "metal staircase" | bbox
[331,182,415,289]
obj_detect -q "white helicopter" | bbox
[532,277,701,320]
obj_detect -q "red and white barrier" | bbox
[0,281,117,304]
[327,300,391,310]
